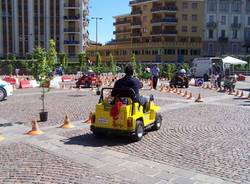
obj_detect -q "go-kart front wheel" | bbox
[132,120,144,142]
[152,113,162,131]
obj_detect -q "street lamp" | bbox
[91,17,103,60]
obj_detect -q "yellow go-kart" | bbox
[90,88,162,141]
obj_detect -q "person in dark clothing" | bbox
[113,64,147,111]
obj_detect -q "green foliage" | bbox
[78,52,87,71]
[130,53,137,72]
[59,53,68,69]
[95,52,102,68]
[159,64,177,80]
[108,53,116,75]
[5,63,13,75]
[32,46,48,81]
[47,39,57,73]
[136,62,142,77]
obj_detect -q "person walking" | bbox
[150,65,160,90]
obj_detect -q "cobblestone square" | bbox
[0,81,249,184]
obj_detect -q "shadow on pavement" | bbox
[62,133,133,147]
[238,88,250,92]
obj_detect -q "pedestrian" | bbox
[150,64,160,90]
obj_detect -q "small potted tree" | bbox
[32,40,56,122]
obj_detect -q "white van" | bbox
[191,57,223,78]
[0,79,13,101]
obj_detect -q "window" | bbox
[233,16,238,23]
[248,17,250,25]
[190,49,201,55]
[178,49,188,55]
[246,0,250,12]
[209,29,214,39]
[209,15,214,22]
[232,0,241,12]
[219,0,229,12]
[182,2,188,9]
[182,14,188,21]
[232,30,238,39]
[207,0,217,12]
[166,49,176,55]
[192,26,197,32]
[221,29,226,37]
[192,2,198,9]
[192,15,197,21]
[182,26,188,32]
[221,16,226,25]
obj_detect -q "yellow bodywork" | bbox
[92,98,160,132]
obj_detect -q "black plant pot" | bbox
[39,112,48,122]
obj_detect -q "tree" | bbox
[78,52,87,71]
[32,46,48,81]
[47,39,57,73]
[108,53,116,75]
[59,53,69,69]
[95,52,102,68]
[130,53,137,70]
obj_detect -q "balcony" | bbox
[131,21,142,28]
[218,37,228,42]
[113,30,131,34]
[64,40,80,45]
[206,21,217,28]
[131,32,142,37]
[151,18,177,24]
[113,20,130,26]
[231,23,241,29]
[151,6,177,13]
[129,0,151,5]
[64,3,80,8]
[64,28,80,33]
[64,15,80,20]
[151,30,177,36]
[131,9,142,15]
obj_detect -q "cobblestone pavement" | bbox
[0,82,250,184]
[0,142,133,184]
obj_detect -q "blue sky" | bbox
[88,0,130,44]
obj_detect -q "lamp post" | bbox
[91,17,103,62]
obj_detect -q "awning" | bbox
[222,56,247,65]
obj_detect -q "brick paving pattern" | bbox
[0,142,134,184]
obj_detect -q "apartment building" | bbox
[203,0,250,56]
[0,0,89,57]
[87,0,204,64]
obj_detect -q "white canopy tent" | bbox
[222,56,247,65]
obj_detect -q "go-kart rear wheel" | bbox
[132,120,144,142]
[152,113,162,131]
[92,129,105,138]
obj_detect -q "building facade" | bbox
[0,0,89,57]
[87,0,204,64]
[203,0,250,56]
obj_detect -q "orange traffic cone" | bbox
[186,92,193,100]
[26,120,44,135]
[182,91,188,97]
[60,116,74,129]
[195,93,204,102]
[83,112,93,124]
[160,85,165,92]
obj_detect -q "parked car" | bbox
[76,71,98,88]
[0,79,13,101]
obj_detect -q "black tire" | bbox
[92,129,105,138]
[185,83,189,88]
[132,120,144,142]
[152,113,162,131]
[85,82,90,88]
[0,88,7,101]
